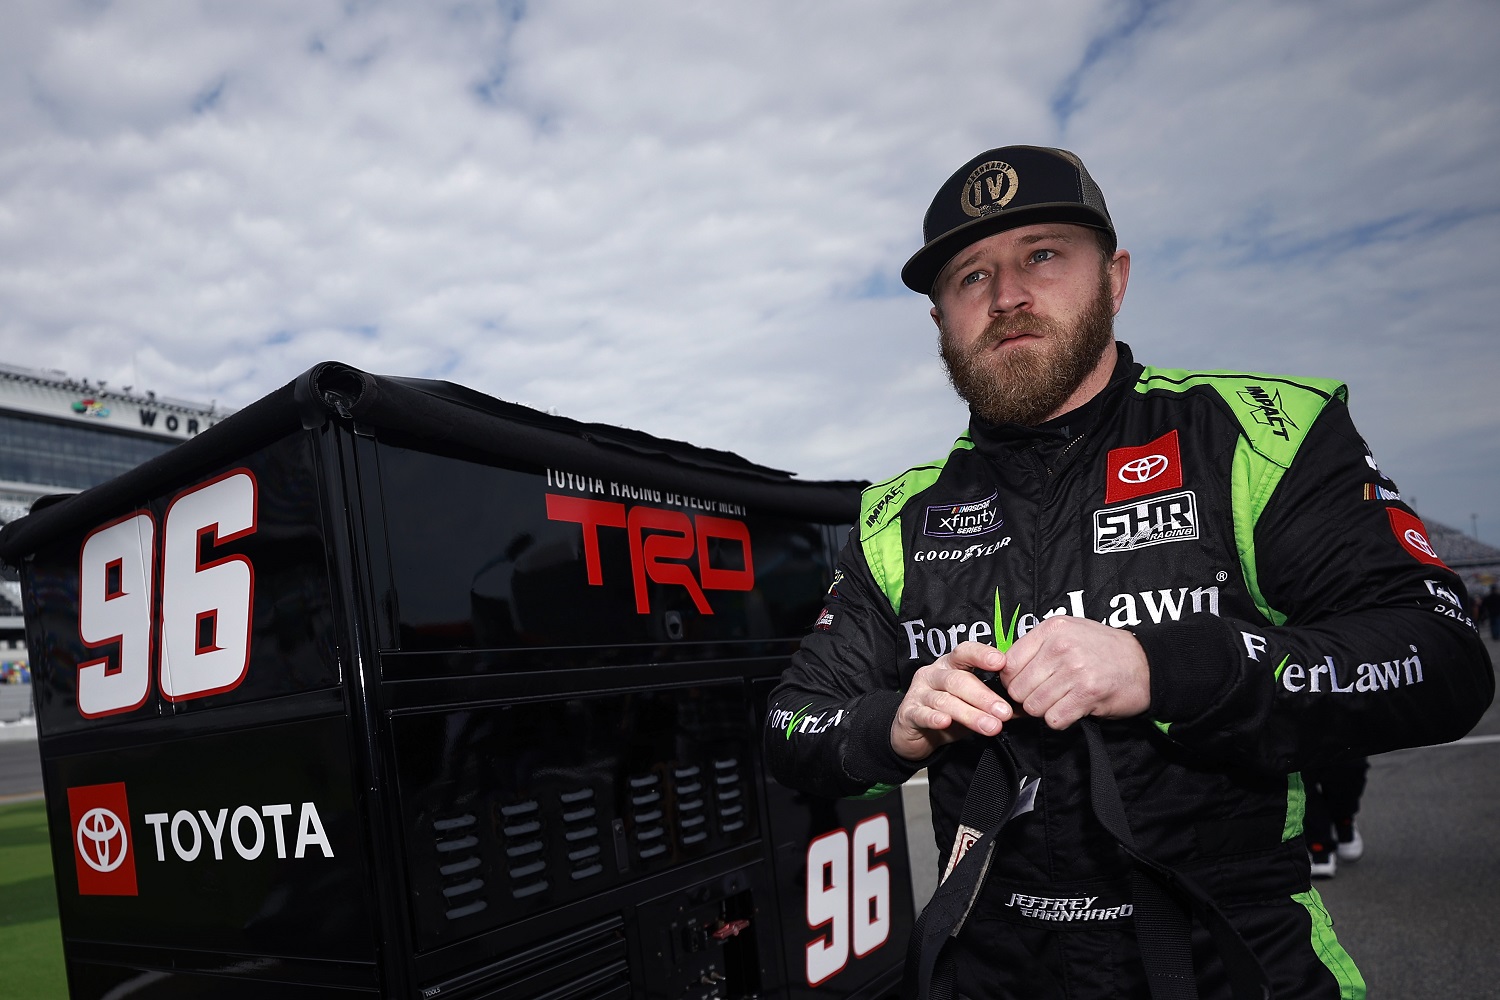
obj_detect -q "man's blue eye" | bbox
[1031,249,1055,263]
[962,271,984,285]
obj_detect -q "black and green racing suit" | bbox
[764,343,1494,1000]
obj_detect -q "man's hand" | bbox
[997,616,1151,729]
[890,641,1014,761]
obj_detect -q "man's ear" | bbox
[1108,249,1131,315]
[929,304,942,330]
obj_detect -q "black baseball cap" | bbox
[900,145,1115,295]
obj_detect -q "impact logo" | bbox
[1105,430,1182,504]
[1238,386,1298,441]
[68,782,138,896]
[1387,509,1447,568]
[1094,491,1199,554]
[924,493,1003,538]
[864,481,905,529]
[960,160,1019,218]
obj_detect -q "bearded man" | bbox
[764,146,1493,1000]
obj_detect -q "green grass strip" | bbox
[0,798,67,998]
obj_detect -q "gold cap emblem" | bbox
[960,160,1019,218]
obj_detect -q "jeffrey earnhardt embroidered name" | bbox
[1006,893,1134,921]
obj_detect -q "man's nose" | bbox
[988,267,1032,315]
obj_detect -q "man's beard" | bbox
[939,275,1115,427]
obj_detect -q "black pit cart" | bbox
[0,362,915,1000]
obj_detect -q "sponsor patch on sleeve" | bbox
[1387,509,1447,568]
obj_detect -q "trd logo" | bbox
[67,782,139,896]
[546,495,754,614]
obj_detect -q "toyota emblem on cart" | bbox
[67,781,139,895]
[77,808,129,873]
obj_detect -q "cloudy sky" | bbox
[2,0,1497,539]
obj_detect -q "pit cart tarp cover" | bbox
[0,361,913,1000]
[0,360,861,555]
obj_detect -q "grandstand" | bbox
[0,362,228,650]
[1425,517,1500,595]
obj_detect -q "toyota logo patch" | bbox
[1117,454,1169,484]
[1387,508,1447,568]
[1105,430,1184,504]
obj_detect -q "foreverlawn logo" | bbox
[784,704,811,738]
[770,703,845,738]
[994,589,1021,653]
[1248,632,1427,694]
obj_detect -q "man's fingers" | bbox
[1019,670,1095,730]
[949,640,1007,675]
[997,636,1047,704]
[994,616,1152,727]
[934,689,1004,734]
[907,685,1004,735]
[945,673,1013,728]
[892,653,1013,752]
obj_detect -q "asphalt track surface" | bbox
[3,639,1498,996]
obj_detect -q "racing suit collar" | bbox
[967,341,1142,451]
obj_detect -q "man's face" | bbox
[931,223,1129,426]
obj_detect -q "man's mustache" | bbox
[972,314,1063,352]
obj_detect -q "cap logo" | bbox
[961,160,1019,218]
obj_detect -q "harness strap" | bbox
[903,726,1274,1000]
[902,738,1018,1000]
[1080,721,1272,1000]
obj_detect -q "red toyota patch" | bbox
[1105,430,1183,504]
[67,782,139,896]
[1387,509,1447,568]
